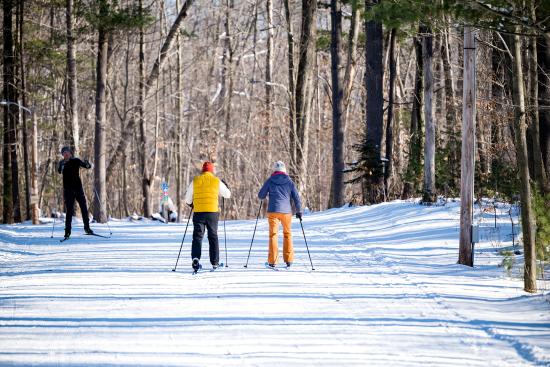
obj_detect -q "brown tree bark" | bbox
[66,0,80,155]
[364,0,384,203]
[93,0,109,223]
[2,0,20,224]
[422,26,436,203]
[294,0,317,197]
[138,0,152,218]
[459,27,476,267]
[329,0,344,208]
[538,36,550,180]
[385,28,397,200]
[509,31,537,293]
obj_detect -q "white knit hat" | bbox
[272,160,287,173]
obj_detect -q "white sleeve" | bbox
[184,182,194,205]
[219,181,231,199]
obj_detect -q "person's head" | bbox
[202,161,215,174]
[272,160,287,173]
[60,146,72,160]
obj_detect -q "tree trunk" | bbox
[364,0,384,203]
[283,0,297,172]
[66,0,79,155]
[422,25,436,203]
[342,0,360,119]
[329,0,344,208]
[93,7,108,223]
[2,0,15,224]
[402,32,423,199]
[31,112,39,224]
[538,36,550,181]
[294,0,317,196]
[18,0,31,221]
[265,0,274,163]
[528,35,547,191]
[509,31,537,293]
[175,0,183,222]
[459,27,476,267]
[385,28,397,200]
[138,0,152,218]
[441,25,459,193]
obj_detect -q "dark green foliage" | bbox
[484,158,519,201]
[316,30,331,52]
[348,135,384,203]
[435,144,458,197]
[533,188,550,262]
[81,0,154,33]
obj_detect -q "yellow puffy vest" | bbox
[193,172,220,212]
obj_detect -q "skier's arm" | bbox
[57,160,64,174]
[184,182,194,206]
[219,180,231,199]
[258,179,270,200]
[76,158,93,169]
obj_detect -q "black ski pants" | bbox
[64,186,90,232]
[191,212,219,266]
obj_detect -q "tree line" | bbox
[1,1,549,290]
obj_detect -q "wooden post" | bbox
[459,27,476,266]
[31,112,39,224]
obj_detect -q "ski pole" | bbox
[94,187,112,235]
[223,198,228,267]
[172,208,193,272]
[244,200,263,268]
[299,218,315,271]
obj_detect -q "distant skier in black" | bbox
[57,146,94,239]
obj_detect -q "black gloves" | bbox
[57,160,65,174]
[83,159,92,169]
[221,178,230,190]
[296,212,302,220]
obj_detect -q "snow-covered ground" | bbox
[1,200,549,366]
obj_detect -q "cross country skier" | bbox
[57,146,94,239]
[184,162,231,271]
[258,160,302,268]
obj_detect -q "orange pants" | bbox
[267,212,293,265]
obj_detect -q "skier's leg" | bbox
[64,191,76,237]
[75,188,91,232]
[281,213,293,264]
[191,213,206,261]
[205,212,219,265]
[267,213,280,265]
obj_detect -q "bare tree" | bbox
[422,25,436,203]
[92,0,109,223]
[329,0,344,208]
[509,30,537,292]
[293,0,317,198]
[66,0,80,155]
[363,0,384,203]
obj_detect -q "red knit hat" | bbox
[202,161,214,173]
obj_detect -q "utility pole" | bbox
[459,27,476,266]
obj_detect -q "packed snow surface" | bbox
[1,200,549,366]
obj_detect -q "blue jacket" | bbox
[258,172,302,214]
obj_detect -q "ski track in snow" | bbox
[0,200,549,366]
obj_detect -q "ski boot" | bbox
[192,258,201,272]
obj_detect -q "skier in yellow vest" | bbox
[184,162,231,271]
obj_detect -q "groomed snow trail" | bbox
[1,201,549,366]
